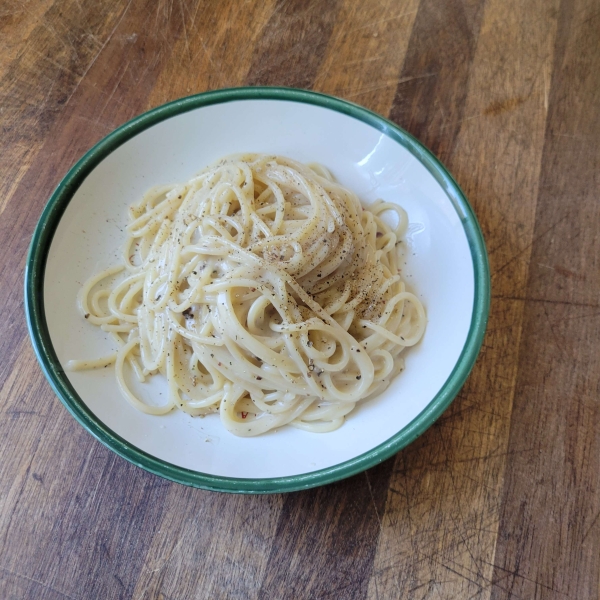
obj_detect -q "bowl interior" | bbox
[42,96,475,481]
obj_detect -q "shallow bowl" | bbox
[25,87,489,493]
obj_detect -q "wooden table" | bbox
[1,0,599,598]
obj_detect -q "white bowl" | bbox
[26,88,489,493]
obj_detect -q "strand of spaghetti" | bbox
[78,265,125,324]
[166,311,225,346]
[67,355,116,370]
[359,310,425,347]
[115,338,174,415]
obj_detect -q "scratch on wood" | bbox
[492,214,569,279]
[96,59,130,120]
[436,427,487,585]
[581,509,600,543]
[76,115,114,133]
[189,0,202,29]
[64,0,134,108]
[344,80,398,99]
[177,0,192,62]
[0,565,80,600]
[148,531,186,574]
[482,559,571,597]
[542,304,567,360]
[196,36,224,86]
[364,470,383,534]
[342,55,386,67]
[492,294,600,308]
[342,73,438,100]
[396,72,438,86]
[343,9,419,36]
[438,562,490,597]
[88,453,117,508]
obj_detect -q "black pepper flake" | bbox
[84,313,90,319]
[356,375,362,380]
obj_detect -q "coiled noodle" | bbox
[68,154,426,436]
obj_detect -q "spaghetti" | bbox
[68,154,426,436]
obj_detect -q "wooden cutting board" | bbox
[1,0,598,597]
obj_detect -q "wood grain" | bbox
[367,0,560,597]
[313,0,420,115]
[491,0,600,596]
[246,0,342,89]
[0,0,126,216]
[145,0,278,107]
[1,0,599,598]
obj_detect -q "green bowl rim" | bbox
[24,86,490,494]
